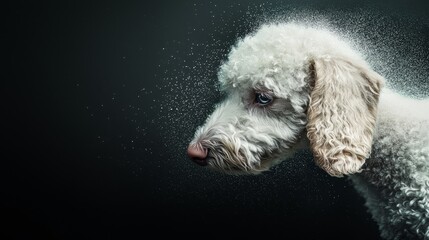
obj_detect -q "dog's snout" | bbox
[187,144,208,166]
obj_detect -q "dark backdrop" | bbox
[5,0,429,239]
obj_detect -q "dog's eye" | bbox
[255,93,273,105]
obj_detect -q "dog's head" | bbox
[187,23,384,177]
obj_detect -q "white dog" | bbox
[187,23,429,239]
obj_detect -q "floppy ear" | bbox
[306,57,384,177]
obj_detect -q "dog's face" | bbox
[188,23,384,176]
[188,62,311,174]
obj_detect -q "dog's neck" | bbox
[373,88,428,146]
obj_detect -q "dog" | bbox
[187,23,429,239]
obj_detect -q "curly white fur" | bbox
[188,23,429,239]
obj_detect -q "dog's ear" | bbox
[306,57,384,177]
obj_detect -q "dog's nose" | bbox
[187,144,208,166]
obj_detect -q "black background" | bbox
[5,0,429,239]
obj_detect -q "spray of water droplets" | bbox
[153,2,429,200]
[160,6,426,156]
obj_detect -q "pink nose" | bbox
[187,144,208,166]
